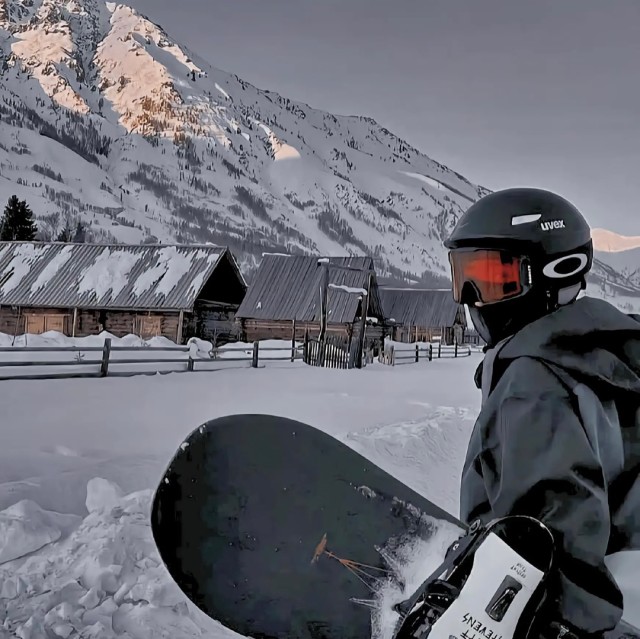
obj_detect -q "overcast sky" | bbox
[128,0,639,235]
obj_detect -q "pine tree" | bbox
[0,195,38,241]
[56,226,72,242]
[73,220,87,243]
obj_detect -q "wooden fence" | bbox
[0,338,304,381]
[379,341,471,365]
[0,337,471,380]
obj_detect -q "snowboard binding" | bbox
[392,515,556,639]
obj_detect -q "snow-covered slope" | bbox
[589,230,640,311]
[586,257,640,314]
[0,0,488,283]
[594,248,640,287]
[592,228,640,288]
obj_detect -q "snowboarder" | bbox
[443,187,640,638]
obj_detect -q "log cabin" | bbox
[0,241,246,344]
[235,254,386,349]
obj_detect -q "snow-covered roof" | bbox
[0,242,238,310]
[236,255,384,323]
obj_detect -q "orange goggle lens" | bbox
[449,249,528,304]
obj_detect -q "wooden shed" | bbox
[0,241,246,344]
[379,287,467,345]
[235,254,386,346]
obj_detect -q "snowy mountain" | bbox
[593,232,640,285]
[0,0,637,310]
[588,230,640,312]
[586,256,640,314]
[592,229,640,287]
[0,0,490,285]
[595,249,640,286]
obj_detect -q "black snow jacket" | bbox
[460,295,640,636]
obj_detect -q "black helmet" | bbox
[444,187,593,346]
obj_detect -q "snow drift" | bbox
[0,477,232,639]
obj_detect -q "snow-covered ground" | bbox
[0,352,482,638]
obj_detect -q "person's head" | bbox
[444,187,593,347]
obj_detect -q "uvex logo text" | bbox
[540,220,565,231]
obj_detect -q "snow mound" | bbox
[85,478,124,514]
[343,403,477,517]
[0,330,181,350]
[186,337,213,359]
[0,479,230,639]
[0,500,81,565]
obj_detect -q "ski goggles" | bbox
[448,248,531,305]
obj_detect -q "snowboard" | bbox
[150,414,639,639]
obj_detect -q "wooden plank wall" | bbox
[390,324,461,344]
[239,319,350,342]
[0,307,181,341]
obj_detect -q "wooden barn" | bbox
[235,254,386,347]
[0,242,246,344]
[379,287,467,345]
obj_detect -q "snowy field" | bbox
[0,353,483,638]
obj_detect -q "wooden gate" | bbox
[303,334,355,369]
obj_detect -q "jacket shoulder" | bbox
[494,355,573,399]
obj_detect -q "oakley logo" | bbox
[543,253,588,279]
[540,220,566,231]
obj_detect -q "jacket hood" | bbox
[491,296,640,396]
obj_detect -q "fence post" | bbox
[187,356,194,372]
[415,343,419,363]
[429,344,433,361]
[251,341,259,368]
[291,319,296,362]
[454,341,458,358]
[100,338,112,377]
[438,341,442,358]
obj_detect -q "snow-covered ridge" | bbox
[592,228,640,253]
